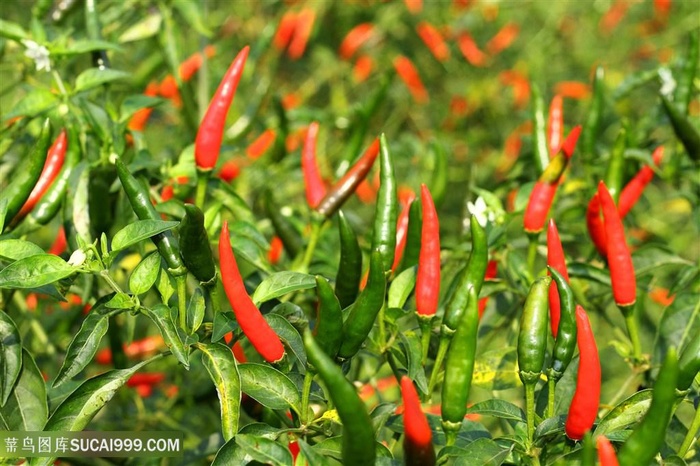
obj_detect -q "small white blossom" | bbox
[22,40,51,72]
[68,249,87,267]
[466,196,494,228]
[658,67,676,97]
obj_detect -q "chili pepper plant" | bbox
[0,1,699,466]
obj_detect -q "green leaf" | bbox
[0,312,22,406]
[0,350,47,431]
[105,292,134,309]
[252,271,316,305]
[0,254,76,289]
[111,220,179,252]
[388,266,416,309]
[568,262,611,286]
[397,331,428,394]
[155,266,175,303]
[51,39,122,56]
[0,240,44,261]
[198,342,241,441]
[129,251,161,295]
[296,439,333,466]
[533,415,567,447]
[212,311,238,343]
[468,399,526,423]
[452,438,510,466]
[471,347,520,391]
[238,363,301,415]
[30,358,154,466]
[119,95,163,122]
[265,314,306,371]
[594,389,653,436]
[211,436,248,466]
[3,88,58,120]
[0,198,8,234]
[74,69,130,93]
[53,296,117,387]
[187,288,206,334]
[235,434,293,466]
[117,13,162,43]
[655,293,700,366]
[142,304,189,369]
[0,18,29,41]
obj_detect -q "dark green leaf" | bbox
[0,254,76,289]
[297,439,333,466]
[52,39,122,56]
[238,363,301,415]
[0,350,47,431]
[265,314,306,371]
[453,438,510,466]
[198,342,241,441]
[142,304,189,369]
[75,69,130,93]
[252,271,316,305]
[468,399,526,423]
[129,251,161,295]
[212,312,238,343]
[111,220,179,252]
[172,0,213,37]
[235,434,293,466]
[0,312,22,406]
[187,288,206,334]
[104,292,134,309]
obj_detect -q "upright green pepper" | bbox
[337,250,386,359]
[581,66,605,160]
[617,348,679,466]
[88,164,117,239]
[441,286,479,446]
[399,199,422,273]
[548,267,577,382]
[371,134,397,273]
[661,94,700,161]
[114,157,185,276]
[335,211,362,309]
[304,330,376,466]
[678,333,700,391]
[674,30,699,115]
[314,276,343,359]
[179,204,216,284]
[1,120,51,222]
[603,127,627,204]
[531,83,550,173]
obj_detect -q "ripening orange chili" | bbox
[486,22,519,55]
[353,54,374,82]
[404,0,423,14]
[400,376,436,466]
[287,8,315,60]
[617,146,664,217]
[302,122,327,208]
[128,81,160,132]
[273,11,298,51]
[246,129,276,160]
[457,32,487,67]
[547,219,570,338]
[219,221,285,363]
[268,236,284,265]
[195,46,249,171]
[554,81,590,100]
[565,305,600,440]
[416,21,450,62]
[339,23,374,60]
[547,95,564,156]
[599,0,629,34]
[394,55,429,104]
[499,70,530,109]
[218,159,242,183]
[416,184,440,317]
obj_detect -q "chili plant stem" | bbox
[623,308,643,364]
[299,219,324,273]
[679,405,700,458]
[525,383,536,445]
[176,275,188,331]
[428,337,450,395]
[527,236,538,278]
[418,317,432,366]
[301,370,314,425]
[378,303,386,349]
[206,282,222,314]
[547,378,555,418]
[195,171,209,208]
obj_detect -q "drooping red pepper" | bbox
[302,122,327,208]
[597,435,620,466]
[287,8,315,60]
[547,219,570,338]
[339,23,374,60]
[565,305,601,440]
[195,46,250,171]
[400,376,436,466]
[14,129,68,223]
[617,146,664,218]
[598,181,636,307]
[273,11,297,51]
[486,22,520,56]
[394,55,429,104]
[219,221,285,363]
[416,184,440,318]
[523,126,581,234]
[353,54,374,82]
[48,226,68,256]
[391,191,416,272]
[457,32,487,67]
[128,81,160,132]
[586,193,608,257]
[416,21,450,62]
[246,129,276,160]
[547,94,564,156]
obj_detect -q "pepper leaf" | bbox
[74,69,130,93]
[0,312,22,407]
[388,266,416,309]
[0,350,47,431]
[0,254,76,289]
[238,363,301,415]
[142,304,189,369]
[252,272,316,305]
[594,389,653,436]
[198,342,241,441]
[0,240,44,262]
[265,314,306,372]
[129,251,161,295]
[111,220,179,253]
[468,399,526,423]
[212,435,293,466]
[187,288,206,334]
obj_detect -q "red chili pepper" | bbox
[219,221,285,363]
[95,336,165,365]
[339,23,374,60]
[404,0,423,14]
[547,219,570,338]
[560,125,582,159]
[393,55,429,104]
[47,226,68,256]
[353,55,374,82]
[302,122,327,208]
[586,193,607,257]
[128,81,160,132]
[195,46,249,171]
[268,235,284,265]
[486,22,519,55]
[654,0,671,19]
[231,340,247,363]
[599,0,629,34]
[565,305,601,440]
[391,191,416,272]
[14,129,68,222]
[273,11,298,51]
[597,435,620,466]
[246,129,276,160]
[416,184,440,317]
[400,376,436,466]
[218,159,242,183]
[547,94,564,156]
[288,441,300,462]
[416,21,450,62]
[457,32,487,67]
[287,8,315,60]
[499,70,530,109]
[478,260,498,318]
[598,182,636,307]
[554,81,590,100]
[617,146,663,218]
[126,372,166,387]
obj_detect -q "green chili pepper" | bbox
[441,286,478,446]
[661,94,700,161]
[335,210,362,309]
[428,140,448,208]
[518,276,551,383]
[314,276,343,359]
[371,134,398,274]
[531,83,550,173]
[0,120,51,223]
[603,127,627,204]
[303,330,376,466]
[88,164,117,239]
[441,216,488,335]
[581,66,605,160]
[179,204,216,284]
[547,267,577,381]
[399,198,422,273]
[264,190,303,258]
[337,249,386,359]
[678,333,700,391]
[674,30,699,115]
[617,348,679,466]
[114,157,185,276]
[581,432,596,466]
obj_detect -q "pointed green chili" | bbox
[371,134,398,273]
[335,210,363,309]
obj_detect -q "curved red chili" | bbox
[14,129,68,222]
[195,46,250,171]
[416,184,440,317]
[586,193,608,257]
[523,181,557,234]
[547,94,564,156]
[302,122,327,208]
[561,125,582,159]
[338,23,374,60]
[400,376,436,466]
[597,435,620,466]
[547,219,570,338]
[219,221,285,363]
[598,181,636,307]
[565,305,601,440]
[617,146,664,218]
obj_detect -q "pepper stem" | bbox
[679,405,700,458]
[298,219,323,273]
[427,336,450,397]
[176,275,188,331]
[195,170,210,208]
[525,382,536,445]
[300,370,314,425]
[418,316,433,366]
[622,305,643,364]
[527,235,538,279]
[205,279,221,314]
[547,377,556,419]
